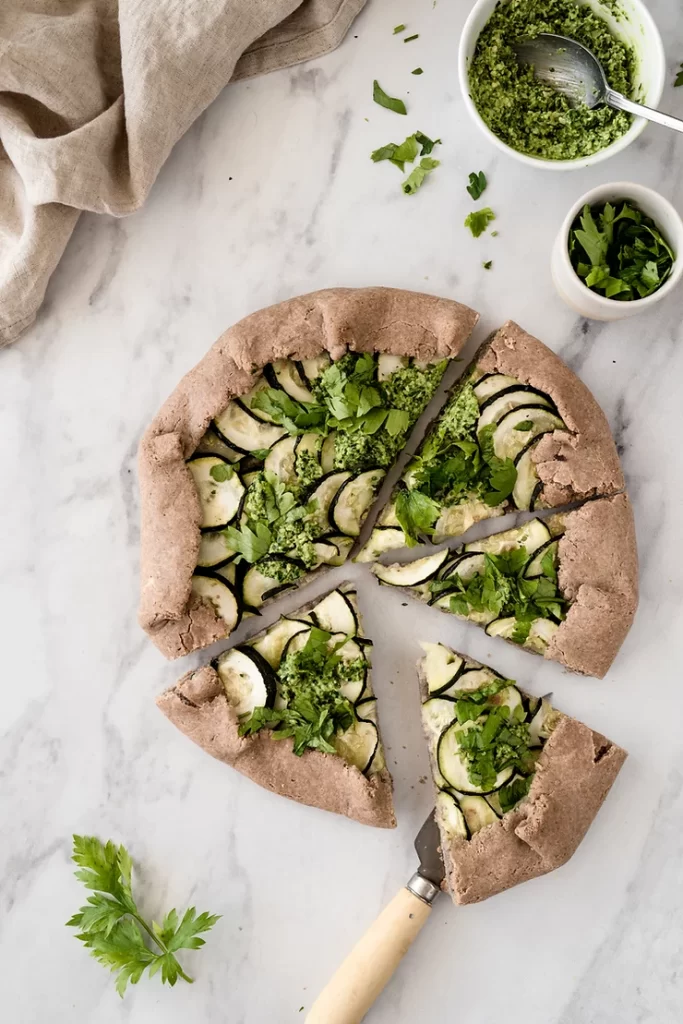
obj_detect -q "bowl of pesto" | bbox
[459,0,665,168]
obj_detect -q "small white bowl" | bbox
[551,182,683,320]
[458,0,665,171]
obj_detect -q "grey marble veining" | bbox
[2,0,683,1021]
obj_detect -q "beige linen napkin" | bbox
[0,0,365,346]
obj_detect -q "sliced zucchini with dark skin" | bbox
[477,387,553,432]
[239,378,279,423]
[191,573,240,631]
[525,538,559,578]
[453,667,503,691]
[356,696,378,721]
[443,551,486,582]
[214,400,287,454]
[528,698,562,746]
[320,431,336,473]
[280,627,312,661]
[295,430,323,465]
[512,439,542,511]
[242,556,303,609]
[526,618,560,652]
[214,645,277,717]
[271,359,315,403]
[251,618,310,669]
[187,456,245,529]
[312,589,358,635]
[308,471,352,531]
[438,721,514,794]
[492,405,565,462]
[377,354,409,381]
[197,531,237,568]
[330,468,386,537]
[354,526,405,563]
[485,617,517,640]
[373,549,449,588]
[194,427,243,462]
[421,696,458,790]
[334,719,378,774]
[456,793,500,834]
[421,642,464,695]
[465,518,551,557]
[324,535,354,565]
[313,540,341,565]
[472,373,520,403]
[300,353,331,380]
[435,790,469,840]
[530,481,544,510]
[264,435,298,486]
[485,792,504,817]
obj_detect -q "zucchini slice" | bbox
[214,400,287,454]
[526,618,560,652]
[438,721,514,794]
[373,549,449,588]
[492,406,565,462]
[472,373,520,403]
[477,388,552,432]
[312,589,358,635]
[355,526,405,563]
[337,640,368,703]
[300,353,331,380]
[421,642,464,695]
[295,430,323,465]
[214,646,277,717]
[187,457,245,529]
[485,617,517,640]
[319,535,353,566]
[456,794,499,835]
[512,440,541,510]
[242,558,301,610]
[330,468,386,537]
[525,538,559,578]
[197,531,237,568]
[239,378,279,423]
[356,696,378,721]
[250,618,310,669]
[308,471,352,531]
[421,696,458,789]
[194,427,243,462]
[264,435,298,485]
[271,359,315,404]
[444,551,487,582]
[377,354,409,381]
[465,518,551,557]
[191,573,240,631]
[334,720,378,773]
[453,667,503,691]
[320,432,336,473]
[433,497,502,543]
[436,790,469,840]
[313,540,341,565]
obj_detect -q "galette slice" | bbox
[373,494,638,678]
[358,320,624,562]
[139,286,478,658]
[418,642,627,904]
[157,586,395,828]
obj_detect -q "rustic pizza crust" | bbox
[138,287,479,659]
[418,661,627,904]
[477,321,625,505]
[157,587,396,829]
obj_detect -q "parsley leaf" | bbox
[675,63,683,87]
[412,67,424,75]
[482,260,492,270]
[209,462,233,482]
[402,157,440,194]
[498,774,532,813]
[415,131,440,155]
[478,423,517,505]
[373,80,407,115]
[67,836,219,997]
[372,132,439,171]
[223,521,272,563]
[465,207,496,237]
[514,420,533,431]
[466,170,487,200]
[541,547,557,581]
[251,448,271,460]
[395,487,440,544]
[250,388,326,435]
[385,408,410,436]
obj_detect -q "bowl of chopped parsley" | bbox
[459,0,665,169]
[551,182,683,319]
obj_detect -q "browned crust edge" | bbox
[138,287,479,659]
[157,586,396,829]
[476,321,625,506]
[417,659,627,904]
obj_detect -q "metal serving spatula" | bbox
[305,811,444,1024]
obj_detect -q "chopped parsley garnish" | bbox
[393,24,406,34]
[568,200,675,301]
[209,462,233,482]
[674,63,683,87]
[455,697,534,792]
[482,260,492,270]
[466,170,487,200]
[395,487,441,545]
[373,80,407,115]
[411,67,424,75]
[498,773,532,813]
[404,33,419,42]
[371,131,440,171]
[465,207,496,238]
[402,157,439,195]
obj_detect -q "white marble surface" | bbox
[2,0,683,1020]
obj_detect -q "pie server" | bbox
[306,810,444,1024]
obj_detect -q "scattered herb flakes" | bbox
[412,67,424,75]
[465,207,496,238]
[491,230,499,237]
[393,24,406,34]
[482,260,493,270]
[415,131,440,155]
[466,170,487,200]
[675,63,683,87]
[404,34,419,42]
[402,157,440,195]
[568,200,675,300]
[373,80,407,115]
[371,132,440,177]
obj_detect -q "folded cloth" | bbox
[0,0,365,346]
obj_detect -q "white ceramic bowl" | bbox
[458,0,665,170]
[551,182,683,320]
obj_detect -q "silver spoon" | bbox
[514,32,683,135]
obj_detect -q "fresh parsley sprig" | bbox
[466,171,487,200]
[67,836,219,997]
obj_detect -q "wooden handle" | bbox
[305,887,432,1024]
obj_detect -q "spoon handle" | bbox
[606,89,683,135]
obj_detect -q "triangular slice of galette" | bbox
[157,586,395,828]
[373,495,638,678]
[418,642,627,904]
[139,287,478,658]
[358,320,624,562]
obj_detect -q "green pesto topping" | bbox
[294,447,323,493]
[257,555,304,585]
[469,0,634,161]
